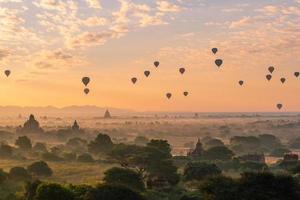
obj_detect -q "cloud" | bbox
[69,31,116,47]
[229,16,253,29]
[0,48,10,60]
[82,16,107,27]
[85,0,101,9]
[157,1,181,13]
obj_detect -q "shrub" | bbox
[103,167,145,191]
[0,169,8,184]
[84,184,145,200]
[77,153,94,163]
[183,162,222,181]
[9,167,31,181]
[27,161,53,177]
[35,183,74,200]
[15,136,32,150]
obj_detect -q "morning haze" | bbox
[0,0,300,200]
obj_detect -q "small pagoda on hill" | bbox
[104,110,112,119]
[71,120,80,133]
[187,138,204,158]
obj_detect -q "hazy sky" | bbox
[0,0,299,112]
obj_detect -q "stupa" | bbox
[104,110,112,119]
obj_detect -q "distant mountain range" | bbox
[0,106,133,117]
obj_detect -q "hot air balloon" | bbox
[212,48,218,54]
[266,74,272,81]
[144,71,150,77]
[280,78,286,84]
[277,103,283,110]
[179,68,185,74]
[154,61,160,68]
[4,70,11,77]
[166,93,172,99]
[183,91,189,96]
[239,80,244,86]
[84,88,90,95]
[215,59,223,67]
[131,77,137,84]
[268,66,275,74]
[82,77,90,86]
[294,72,299,77]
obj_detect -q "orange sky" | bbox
[0,0,299,112]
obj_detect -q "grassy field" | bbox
[0,159,116,185]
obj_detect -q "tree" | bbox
[199,175,239,200]
[77,153,94,163]
[258,134,282,151]
[23,180,42,200]
[84,185,145,200]
[238,172,300,200]
[103,167,145,192]
[134,136,149,146]
[110,142,179,188]
[33,143,47,153]
[88,133,113,154]
[109,144,147,170]
[203,146,234,161]
[35,183,74,200]
[0,144,13,158]
[0,169,8,184]
[9,166,31,181]
[15,136,32,151]
[230,136,260,154]
[66,138,87,153]
[147,139,172,158]
[289,137,300,149]
[203,138,225,149]
[183,162,222,182]
[41,152,63,162]
[270,147,291,157]
[27,161,53,177]
[68,184,93,200]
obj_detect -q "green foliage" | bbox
[238,172,300,200]
[0,169,8,184]
[134,136,149,146]
[35,183,74,200]
[270,147,291,157]
[0,144,13,158]
[183,162,221,182]
[110,140,179,188]
[199,175,239,200]
[239,162,268,172]
[77,153,94,163]
[27,161,53,177]
[15,136,32,151]
[41,152,63,162]
[33,143,47,153]
[203,138,224,149]
[68,184,93,200]
[23,180,42,200]
[199,172,300,200]
[147,140,172,154]
[9,167,31,182]
[203,146,234,161]
[103,167,145,192]
[88,133,113,154]
[230,136,260,154]
[289,137,300,149]
[258,134,282,151]
[66,138,87,154]
[84,184,145,200]
[63,152,77,161]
